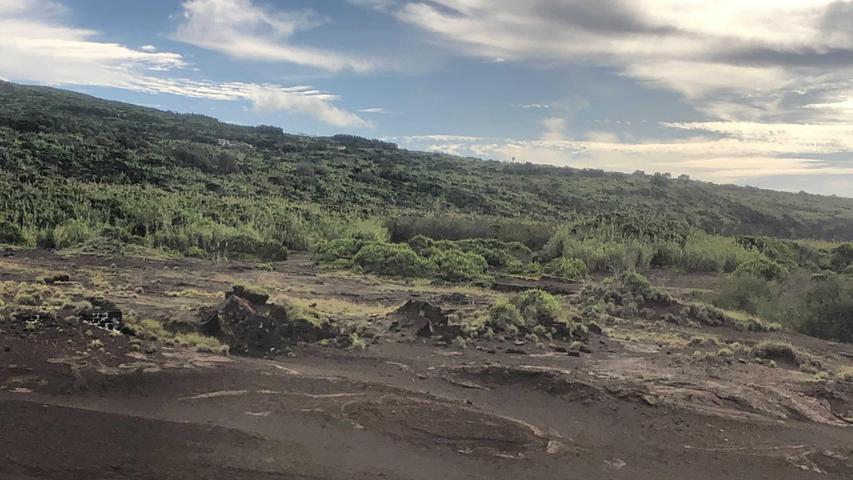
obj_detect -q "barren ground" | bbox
[1,251,852,479]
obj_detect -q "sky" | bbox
[2,0,853,196]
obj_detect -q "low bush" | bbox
[487,298,524,331]
[713,274,774,313]
[313,237,369,267]
[52,219,96,249]
[714,273,853,344]
[680,232,760,273]
[546,236,653,273]
[831,243,853,273]
[0,220,24,244]
[352,242,431,277]
[484,289,582,339]
[734,257,787,281]
[512,289,562,326]
[428,248,489,282]
[545,257,587,280]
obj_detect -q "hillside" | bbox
[2,80,853,253]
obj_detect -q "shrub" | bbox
[313,237,369,266]
[487,298,524,331]
[428,248,489,282]
[838,367,853,382]
[680,232,760,273]
[713,274,774,313]
[650,242,682,268]
[511,289,562,325]
[582,271,671,314]
[831,244,853,273]
[796,281,853,343]
[407,235,433,255]
[352,242,431,277]
[553,237,653,273]
[0,220,24,244]
[52,219,95,249]
[13,290,43,306]
[734,257,787,281]
[545,257,587,280]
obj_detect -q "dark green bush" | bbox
[582,271,671,312]
[313,237,368,265]
[0,220,24,244]
[487,298,524,331]
[407,235,434,255]
[713,274,774,313]
[734,257,787,281]
[428,248,489,282]
[831,244,853,273]
[352,242,431,277]
[545,257,588,280]
[512,289,562,325]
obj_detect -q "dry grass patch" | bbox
[282,296,398,319]
[165,288,221,299]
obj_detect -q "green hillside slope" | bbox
[2,80,853,257]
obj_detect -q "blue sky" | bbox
[2,0,853,196]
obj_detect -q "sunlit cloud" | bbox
[0,0,370,128]
[173,0,380,72]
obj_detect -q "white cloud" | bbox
[173,0,378,72]
[396,117,853,185]
[244,84,372,128]
[380,1,853,122]
[0,0,369,128]
[359,107,392,114]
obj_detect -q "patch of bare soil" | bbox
[1,251,852,479]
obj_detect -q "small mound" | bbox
[199,287,334,356]
[390,296,470,339]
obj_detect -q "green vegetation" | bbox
[582,272,672,313]
[2,81,853,344]
[352,242,432,278]
[712,272,853,343]
[544,257,587,280]
[316,237,516,283]
[733,257,787,281]
[4,81,853,264]
[483,289,581,339]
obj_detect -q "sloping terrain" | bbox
[1,251,851,479]
[3,80,853,244]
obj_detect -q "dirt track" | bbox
[1,251,852,479]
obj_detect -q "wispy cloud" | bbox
[0,0,370,128]
[358,107,393,114]
[395,117,853,185]
[173,0,379,72]
[367,1,853,123]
